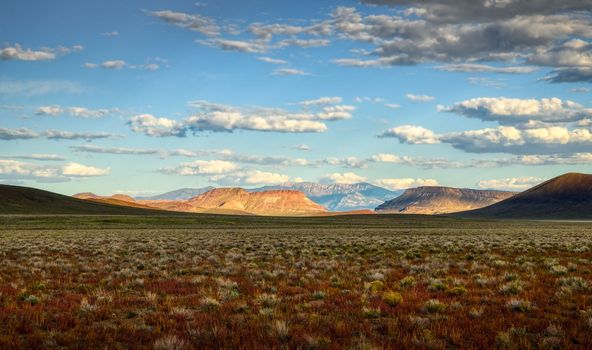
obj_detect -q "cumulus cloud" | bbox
[378,125,439,144]
[477,176,544,190]
[370,153,465,169]
[374,178,439,191]
[440,97,592,124]
[321,172,367,184]
[212,169,291,185]
[0,43,82,61]
[322,157,368,168]
[406,94,435,102]
[0,159,108,183]
[128,114,186,137]
[149,10,219,36]
[385,124,592,154]
[62,162,110,177]
[162,160,239,176]
[131,99,352,136]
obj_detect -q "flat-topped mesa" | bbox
[376,186,516,214]
[188,188,326,215]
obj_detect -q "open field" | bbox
[1,215,592,349]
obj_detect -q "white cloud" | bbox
[101,31,119,37]
[378,125,439,144]
[167,160,239,175]
[62,162,110,177]
[436,63,538,74]
[35,105,116,118]
[257,56,288,64]
[199,38,267,53]
[406,94,435,102]
[35,105,63,116]
[150,10,219,36]
[298,96,342,106]
[322,172,367,184]
[44,130,120,141]
[211,169,290,185]
[5,154,65,161]
[84,60,159,70]
[0,43,82,61]
[477,177,543,190]
[128,114,186,137]
[374,178,439,191]
[273,68,312,76]
[441,97,592,124]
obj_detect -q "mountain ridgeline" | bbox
[252,182,400,211]
[456,173,592,219]
[375,186,517,214]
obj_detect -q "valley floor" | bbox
[1,215,591,349]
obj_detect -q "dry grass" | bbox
[1,219,591,349]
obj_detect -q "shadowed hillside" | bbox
[0,184,175,215]
[456,173,592,220]
[376,186,516,214]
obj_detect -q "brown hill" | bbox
[376,186,516,214]
[456,173,592,219]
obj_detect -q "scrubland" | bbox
[0,216,591,349]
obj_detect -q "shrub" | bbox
[400,276,416,288]
[506,299,532,312]
[368,280,384,293]
[383,291,403,306]
[424,299,447,313]
[153,335,188,350]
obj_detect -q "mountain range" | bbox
[252,182,399,211]
[3,172,592,220]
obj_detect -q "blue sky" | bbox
[1,0,591,196]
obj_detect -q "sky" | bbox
[1,0,591,196]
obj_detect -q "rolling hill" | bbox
[0,184,174,215]
[456,173,592,219]
[375,186,516,214]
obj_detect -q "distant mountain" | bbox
[0,185,170,215]
[252,182,399,211]
[376,186,516,214]
[139,187,327,216]
[456,173,592,219]
[136,187,215,201]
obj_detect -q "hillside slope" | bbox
[376,186,516,214]
[0,184,172,215]
[456,173,592,219]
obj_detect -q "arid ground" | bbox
[1,215,591,349]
